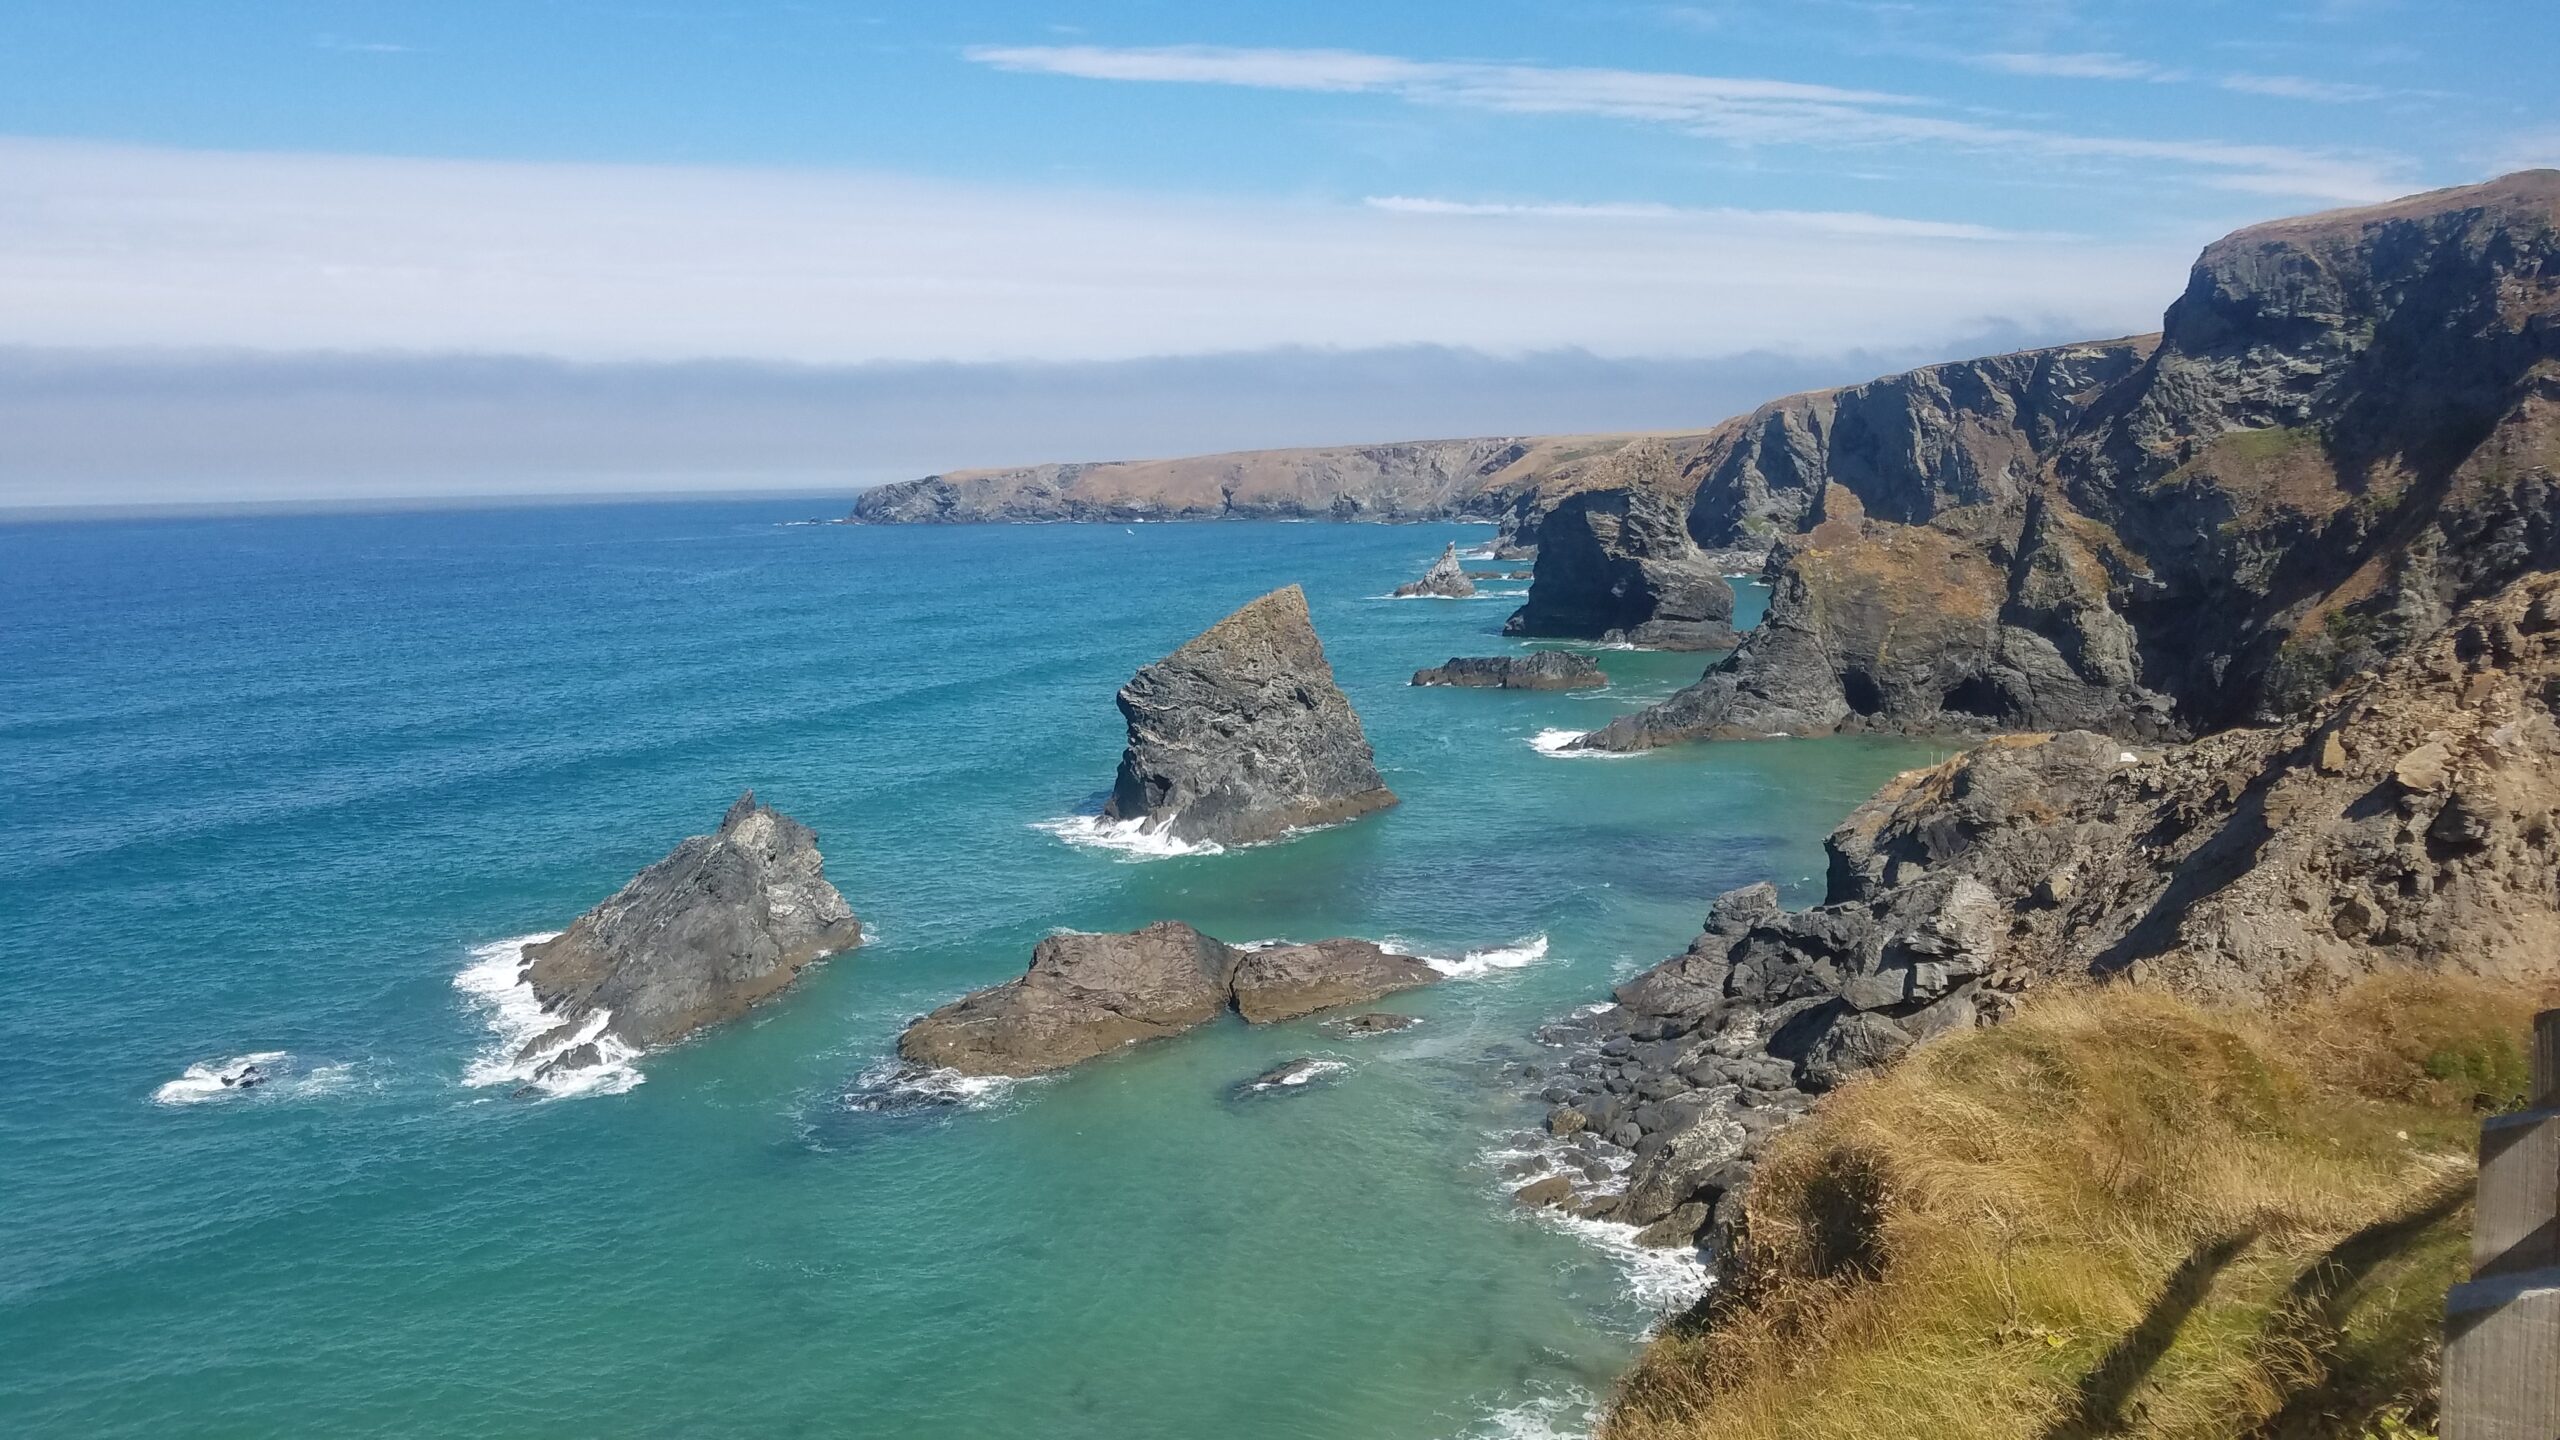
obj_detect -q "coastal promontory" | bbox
[1100,584,1397,846]
[516,792,863,1070]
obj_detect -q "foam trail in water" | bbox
[453,933,644,1099]
[153,1051,291,1106]
[1451,1387,1596,1440]
[1032,815,1225,860]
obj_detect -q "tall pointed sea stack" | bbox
[1101,584,1397,845]
[1393,542,1477,598]
[516,791,863,1071]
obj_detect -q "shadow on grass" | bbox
[2248,1179,2471,1439]
[2040,1229,2261,1439]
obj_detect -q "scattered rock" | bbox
[1100,585,1397,846]
[1235,1057,1344,1096]
[1329,1011,1423,1036]
[1514,1175,1575,1209]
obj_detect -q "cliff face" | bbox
[846,431,1711,525]
[1533,567,2560,1250]
[1584,170,2560,749]
[1503,440,1739,649]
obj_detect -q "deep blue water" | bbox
[0,503,1933,1439]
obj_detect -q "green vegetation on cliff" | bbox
[1604,975,2551,1440]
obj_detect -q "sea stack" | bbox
[897,921,1439,1076]
[1101,585,1397,846]
[1393,543,1477,598]
[516,791,862,1068]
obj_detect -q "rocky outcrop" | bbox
[896,921,1438,1075]
[1530,567,2560,1249]
[846,432,1709,525]
[1506,442,1740,650]
[1411,652,1605,690]
[1101,585,1397,845]
[1393,542,1477,598]
[1582,171,2560,750]
[515,793,862,1068]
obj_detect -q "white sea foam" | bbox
[1243,1058,1350,1092]
[453,933,645,1099]
[1422,934,1552,980]
[1528,729,1636,759]
[1031,814,1226,860]
[1451,1387,1595,1440]
[845,1058,1043,1114]
[152,1050,291,1106]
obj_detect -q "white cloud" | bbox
[965,43,2407,202]
[1967,51,2170,81]
[0,136,2196,366]
[1362,195,2052,240]
[2218,72,2387,103]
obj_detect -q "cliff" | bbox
[1581,169,2560,749]
[845,431,1713,525]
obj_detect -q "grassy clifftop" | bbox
[1604,975,2551,1440]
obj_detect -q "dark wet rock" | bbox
[1100,585,1398,846]
[532,1043,603,1082]
[1411,652,1606,690]
[898,921,1446,1076]
[518,791,862,1061]
[1393,542,1478,598]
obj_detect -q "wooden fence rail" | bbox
[2444,1008,2560,1439]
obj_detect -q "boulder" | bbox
[519,791,862,1059]
[1230,940,1439,1022]
[1235,1057,1343,1095]
[1100,585,1398,845]
[1393,542,1478,598]
[1330,1012,1423,1036]
[1411,652,1606,690]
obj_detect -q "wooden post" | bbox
[2445,1009,2560,1440]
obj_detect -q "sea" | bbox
[0,502,1939,1439]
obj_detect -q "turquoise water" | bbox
[0,505,1934,1439]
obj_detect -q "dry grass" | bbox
[1603,974,2553,1440]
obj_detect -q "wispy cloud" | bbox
[1966,51,2173,82]
[0,137,2194,368]
[1363,195,2052,240]
[2218,72,2387,103]
[964,43,2407,202]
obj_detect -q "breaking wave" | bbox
[453,933,644,1099]
[1032,814,1226,860]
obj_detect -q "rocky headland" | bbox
[1392,542,1477,598]
[1500,440,1742,650]
[845,431,1710,526]
[1100,584,1398,846]
[1521,564,2560,1252]
[1411,652,1606,690]
[1573,170,2560,751]
[514,792,863,1078]
[895,921,1440,1075]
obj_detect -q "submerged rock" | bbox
[897,921,1441,1076]
[1330,1012,1423,1036]
[1235,1057,1346,1095]
[1100,585,1397,846]
[1393,542,1477,598]
[517,792,862,1069]
[1411,652,1605,691]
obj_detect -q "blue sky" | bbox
[0,1,2552,502]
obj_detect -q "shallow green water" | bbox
[0,506,1933,1438]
